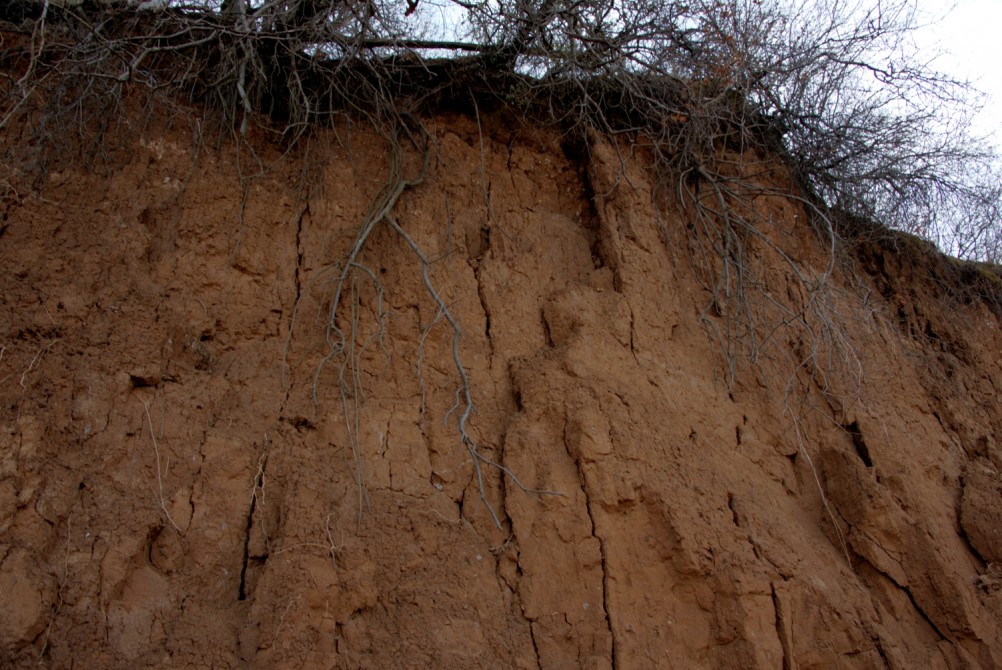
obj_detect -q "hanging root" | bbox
[384,214,560,528]
[305,115,554,528]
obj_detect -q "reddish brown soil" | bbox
[1,109,1000,668]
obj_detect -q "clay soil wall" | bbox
[1,110,1001,668]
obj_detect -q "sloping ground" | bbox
[1,109,1000,669]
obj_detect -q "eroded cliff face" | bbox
[1,110,1000,669]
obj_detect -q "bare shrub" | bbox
[3,0,997,254]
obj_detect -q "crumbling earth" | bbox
[1,109,1000,668]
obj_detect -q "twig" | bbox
[139,396,181,532]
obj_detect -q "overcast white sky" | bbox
[411,0,1002,146]
[915,0,1002,144]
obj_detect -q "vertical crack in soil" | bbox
[540,308,554,349]
[595,517,617,669]
[578,148,624,293]
[294,203,308,317]
[527,618,543,670]
[956,476,989,565]
[472,225,494,365]
[771,582,795,670]
[562,417,617,669]
[902,584,948,642]
[871,629,892,669]
[958,518,989,565]
[281,203,309,411]
[857,549,949,643]
[237,453,268,601]
[844,421,873,468]
[581,166,611,274]
[563,133,611,278]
